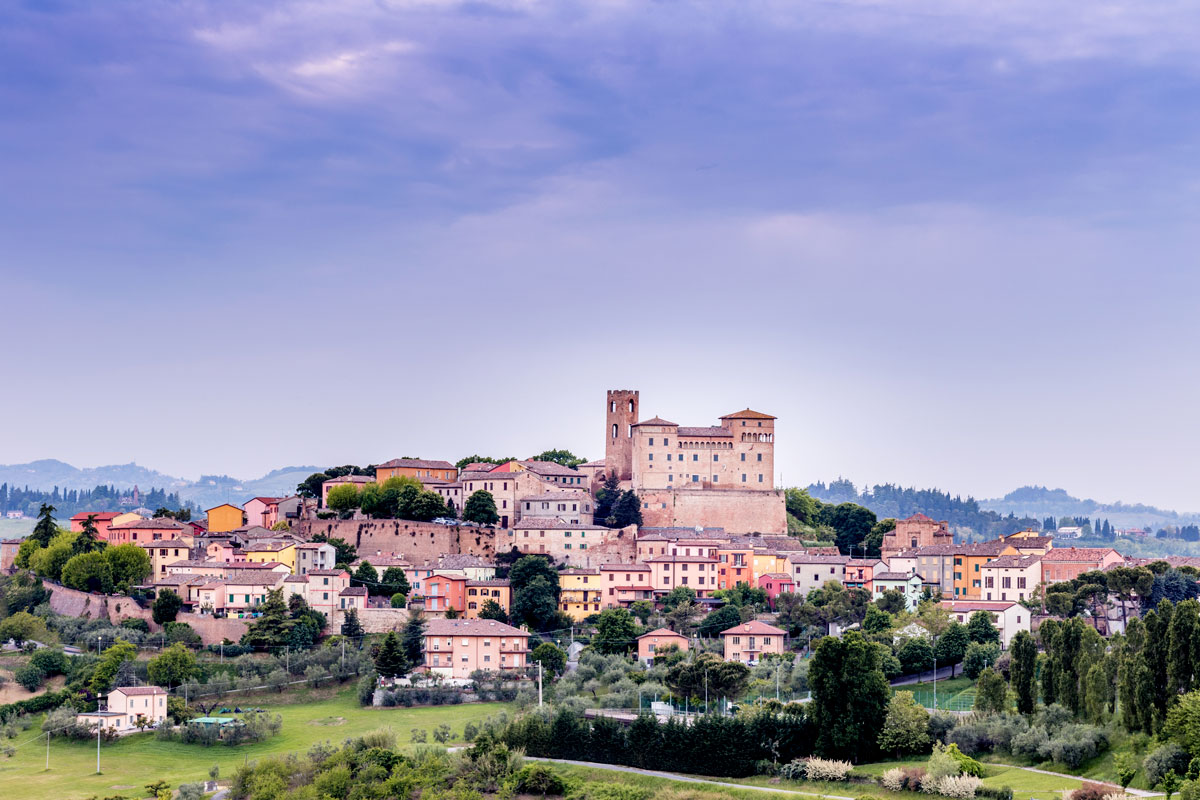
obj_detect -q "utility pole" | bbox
[220,642,224,663]
[45,731,49,771]
[95,724,101,774]
[537,662,543,707]
[341,637,345,673]
[776,662,781,702]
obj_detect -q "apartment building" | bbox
[423,618,530,679]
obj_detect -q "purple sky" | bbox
[3,2,1199,509]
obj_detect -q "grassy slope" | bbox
[0,688,508,800]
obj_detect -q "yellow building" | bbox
[953,542,1007,599]
[111,512,143,527]
[244,541,297,572]
[205,504,244,533]
[559,568,602,620]
[465,579,512,619]
[751,551,789,585]
[139,535,195,581]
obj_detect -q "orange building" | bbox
[424,573,468,614]
[844,558,884,591]
[107,517,193,545]
[69,512,123,540]
[716,544,756,590]
[952,541,1008,599]
[1040,547,1124,584]
[205,504,245,534]
[375,458,458,484]
[637,628,689,663]
[423,618,529,678]
[721,620,787,664]
[465,579,511,618]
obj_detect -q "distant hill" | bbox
[0,459,322,510]
[980,485,1200,529]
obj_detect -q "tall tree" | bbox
[30,503,58,547]
[510,556,560,630]
[1169,599,1200,696]
[592,608,638,654]
[374,631,408,678]
[401,610,427,668]
[462,490,501,526]
[612,491,643,528]
[1009,630,1038,715]
[340,608,364,641]
[967,610,1002,646]
[72,515,105,555]
[809,630,891,761]
[152,588,183,624]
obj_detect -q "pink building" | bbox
[599,563,655,608]
[244,497,281,529]
[69,511,122,540]
[1,538,22,572]
[721,620,787,664]
[844,558,884,592]
[1040,547,1124,584]
[108,517,192,545]
[757,573,795,609]
[637,628,689,664]
[423,618,530,679]
[647,553,720,597]
[77,686,167,731]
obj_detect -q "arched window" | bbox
[610,401,615,413]
[612,423,618,439]
[628,399,634,413]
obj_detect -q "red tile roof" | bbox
[638,628,688,639]
[1041,547,1119,562]
[633,417,679,427]
[721,620,786,636]
[377,458,456,470]
[70,511,122,521]
[719,409,777,420]
[113,686,167,696]
[424,618,527,636]
[677,426,733,438]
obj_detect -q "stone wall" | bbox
[46,583,248,645]
[356,607,411,634]
[297,519,496,563]
[638,488,787,534]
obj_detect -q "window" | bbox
[757,453,762,462]
[758,474,763,482]
[713,455,718,462]
[692,475,699,482]
[612,423,618,438]
[667,454,672,461]
[648,454,653,461]
[741,474,746,482]
[664,439,669,446]
[693,454,698,462]
[649,438,655,446]
[1018,577,1027,588]
[1002,577,1012,588]
[740,453,745,462]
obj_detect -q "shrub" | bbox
[13,664,44,692]
[120,618,151,633]
[880,768,906,792]
[976,786,1013,800]
[928,774,983,798]
[29,649,68,676]
[803,757,855,782]
[1046,725,1107,768]
[511,764,567,795]
[945,743,984,777]
[779,760,806,781]
[1069,783,1113,800]
[927,742,964,782]
[900,767,929,791]
[1147,745,1191,789]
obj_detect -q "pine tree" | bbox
[30,503,58,547]
[340,608,364,642]
[374,631,408,678]
[1169,599,1199,696]
[401,611,426,668]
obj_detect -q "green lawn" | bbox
[0,688,509,800]
[851,758,1086,800]
[553,763,879,800]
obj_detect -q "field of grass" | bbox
[852,758,1087,800]
[0,687,509,800]
[552,762,878,800]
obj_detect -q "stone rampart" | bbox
[638,488,786,534]
[46,583,247,645]
[296,519,497,562]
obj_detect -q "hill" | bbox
[981,485,1200,529]
[0,459,322,512]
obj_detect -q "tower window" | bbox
[612,424,618,439]
[610,401,615,412]
[649,438,654,446]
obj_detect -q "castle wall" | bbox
[296,519,496,564]
[46,583,248,645]
[638,488,787,535]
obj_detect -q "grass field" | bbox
[854,757,1090,800]
[0,687,509,800]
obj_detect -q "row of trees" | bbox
[0,484,191,518]
[14,506,152,592]
[325,475,455,521]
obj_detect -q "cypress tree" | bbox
[1169,599,1200,696]
[1009,630,1038,715]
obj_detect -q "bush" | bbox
[13,664,44,692]
[1147,744,1191,789]
[1070,783,1113,800]
[880,768,906,792]
[511,764,567,795]
[120,618,151,633]
[976,786,1013,800]
[29,649,68,676]
[928,774,983,798]
[803,757,854,782]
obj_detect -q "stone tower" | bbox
[604,389,639,483]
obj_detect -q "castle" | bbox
[598,389,786,534]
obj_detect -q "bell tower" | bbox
[604,389,639,483]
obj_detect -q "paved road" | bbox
[527,757,856,800]
[528,756,1163,799]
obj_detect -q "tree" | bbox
[611,491,643,528]
[239,588,293,648]
[30,503,58,547]
[478,599,508,622]
[967,610,1002,646]
[531,642,567,675]
[698,605,742,638]
[401,610,427,667]
[148,643,198,688]
[962,641,1000,680]
[90,640,137,694]
[1169,600,1200,696]
[662,586,697,611]
[73,515,105,555]
[1009,630,1038,715]
[391,593,407,608]
[153,588,183,624]
[594,475,621,525]
[353,561,380,593]
[374,631,408,678]
[809,630,891,761]
[935,622,970,667]
[827,503,877,555]
[326,483,361,513]
[862,604,893,635]
[340,609,364,641]
[592,608,638,655]
[510,556,560,630]
[60,551,114,593]
[666,653,750,702]
[0,611,44,647]
[875,589,907,615]
[380,567,411,597]
[630,600,654,624]
[864,518,895,559]
[30,541,74,582]
[898,636,934,676]
[105,543,152,589]
[463,491,501,526]
[877,691,931,755]
[1116,753,1139,790]
[532,450,586,468]
[974,667,1008,713]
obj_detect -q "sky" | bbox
[2,1,1199,510]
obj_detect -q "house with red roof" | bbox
[721,620,787,663]
[637,628,689,664]
[1041,547,1124,584]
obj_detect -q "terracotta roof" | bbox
[513,519,608,531]
[906,513,934,521]
[110,518,189,530]
[247,497,280,504]
[786,554,850,564]
[639,527,728,538]
[460,462,499,472]
[308,569,349,576]
[874,571,920,581]
[466,579,511,587]
[677,426,733,438]
[220,573,287,586]
[424,618,527,637]
[439,554,494,569]
[633,417,679,427]
[339,586,368,596]
[377,458,456,470]
[721,620,786,636]
[560,568,599,575]
[70,511,123,521]
[139,538,194,548]
[284,576,308,583]
[323,474,373,484]
[638,628,688,639]
[645,554,718,563]
[1042,547,1120,562]
[599,563,651,571]
[719,409,777,420]
[982,554,1042,569]
[520,460,582,477]
[113,686,166,696]
[520,490,590,502]
[942,600,1021,611]
[845,558,884,567]
[760,573,793,580]
[243,541,295,552]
